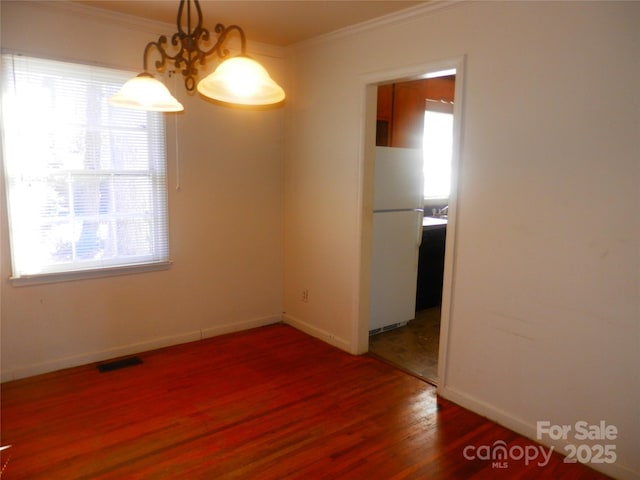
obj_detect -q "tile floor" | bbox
[368,307,441,384]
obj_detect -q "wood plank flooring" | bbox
[1,324,609,479]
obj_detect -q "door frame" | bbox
[355,55,465,392]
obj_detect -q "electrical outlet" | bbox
[302,289,309,303]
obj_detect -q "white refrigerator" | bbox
[370,147,424,332]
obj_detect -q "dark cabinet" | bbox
[416,225,446,310]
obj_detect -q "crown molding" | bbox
[30,1,285,59]
[34,0,173,35]
[290,0,465,51]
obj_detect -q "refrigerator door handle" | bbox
[416,209,424,247]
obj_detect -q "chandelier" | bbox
[110,0,285,111]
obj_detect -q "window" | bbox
[422,110,453,199]
[1,55,169,282]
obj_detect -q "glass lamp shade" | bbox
[109,73,184,112]
[197,56,285,106]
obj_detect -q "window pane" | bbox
[423,111,453,199]
[1,55,169,278]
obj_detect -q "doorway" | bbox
[361,59,464,388]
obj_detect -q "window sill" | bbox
[9,261,172,287]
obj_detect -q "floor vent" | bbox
[97,356,143,373]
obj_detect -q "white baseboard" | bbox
[1,314,282,383]
[1,330,201,382]
[437,384,639,480]
[200,315,282,339]
[282,313,352,352]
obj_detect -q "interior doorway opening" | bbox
[367,66,460,386]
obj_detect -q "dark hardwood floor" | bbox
[1,324,609,479]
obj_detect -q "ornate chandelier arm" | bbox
[142,23,248,92]
[206,24,247,59]
[140,2,247,92]
[142,36,171,73]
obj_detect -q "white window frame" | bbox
[1,54,171,285]
[423,109,454,201]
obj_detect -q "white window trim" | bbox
[1,54,171,284]
[9,261,172,287]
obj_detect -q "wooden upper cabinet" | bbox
[377,84,393,122]
[376,84,394,146]
[392,81,427,148]
[376,76,455,148]
[424,76,455,114]
[424,76,455,103]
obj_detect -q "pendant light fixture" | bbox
[110,0,285,111]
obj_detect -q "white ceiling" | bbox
[72,0,426,46]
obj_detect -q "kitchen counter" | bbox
[422,216,447,230]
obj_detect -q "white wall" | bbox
[283,2,640,478]
[0,1,286,380]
